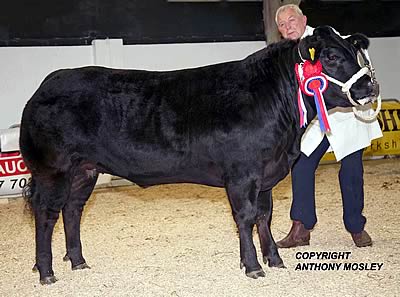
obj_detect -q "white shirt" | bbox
[299,26,382,161]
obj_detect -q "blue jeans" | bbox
[290,136,366,233]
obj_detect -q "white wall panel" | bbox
[368,37,400,100]
[0,38,398,130]
[122,41,266,71]
[0,46,93,128]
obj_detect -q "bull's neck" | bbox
[267,40,318,129]
[251,40,315,130]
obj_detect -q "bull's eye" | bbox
[327,54,338,61]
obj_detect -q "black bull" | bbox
[20,26,375,284]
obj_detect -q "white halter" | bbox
[298,47,381,121]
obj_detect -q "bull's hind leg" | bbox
[255,190,284,268]
[62,166,98,271]
[226,179,265,279]
[34,208,61,284]
[32,173,71,285]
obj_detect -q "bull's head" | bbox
[298,26,379,110]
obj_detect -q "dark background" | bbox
[0,0,399,46]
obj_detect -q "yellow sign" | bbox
[365,99,400,157]
[322,99,400,162]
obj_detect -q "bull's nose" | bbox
[365,80,379,97]
[371,81,380,97]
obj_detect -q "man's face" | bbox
[277,8,307,40]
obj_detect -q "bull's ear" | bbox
[299,26,337,62]
[298,35,324,63]
[313,26,337,37]
[345,33,369,50]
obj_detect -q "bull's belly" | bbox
[124,167,289,191]
[92,146,295,191]
[100,158,289,191]
[126,174,225,188]
[99,159,225,188]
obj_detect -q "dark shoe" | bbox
[351,230,372,247]
[276,220,310,248]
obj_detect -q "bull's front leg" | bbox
[256,190,284,268]
[33,208,60,285]
[226,179,265,279]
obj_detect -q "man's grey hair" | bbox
[275,4,304,25]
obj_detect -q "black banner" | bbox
[0,0,399,46]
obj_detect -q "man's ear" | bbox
[345,33,369,50]
[302,15,307,28]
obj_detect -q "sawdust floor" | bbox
[0,158,399,297]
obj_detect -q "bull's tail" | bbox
[23,177,37,213]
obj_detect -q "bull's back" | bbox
[24,62,246,126]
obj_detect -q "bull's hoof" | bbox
[264,256,286,268]
[40,275,58,285]
[240,261,265,279]
[269,261,286,269]
[64,254,90,270]
[32,264,38,272]
[246,269,266,279]
[72,262,91,270]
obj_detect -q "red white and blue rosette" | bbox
[302,74,331,132]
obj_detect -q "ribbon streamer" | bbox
[295,64,308,128]
[303,76,330,132]
[295,61,331,132]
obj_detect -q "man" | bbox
[275,4,383,248]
